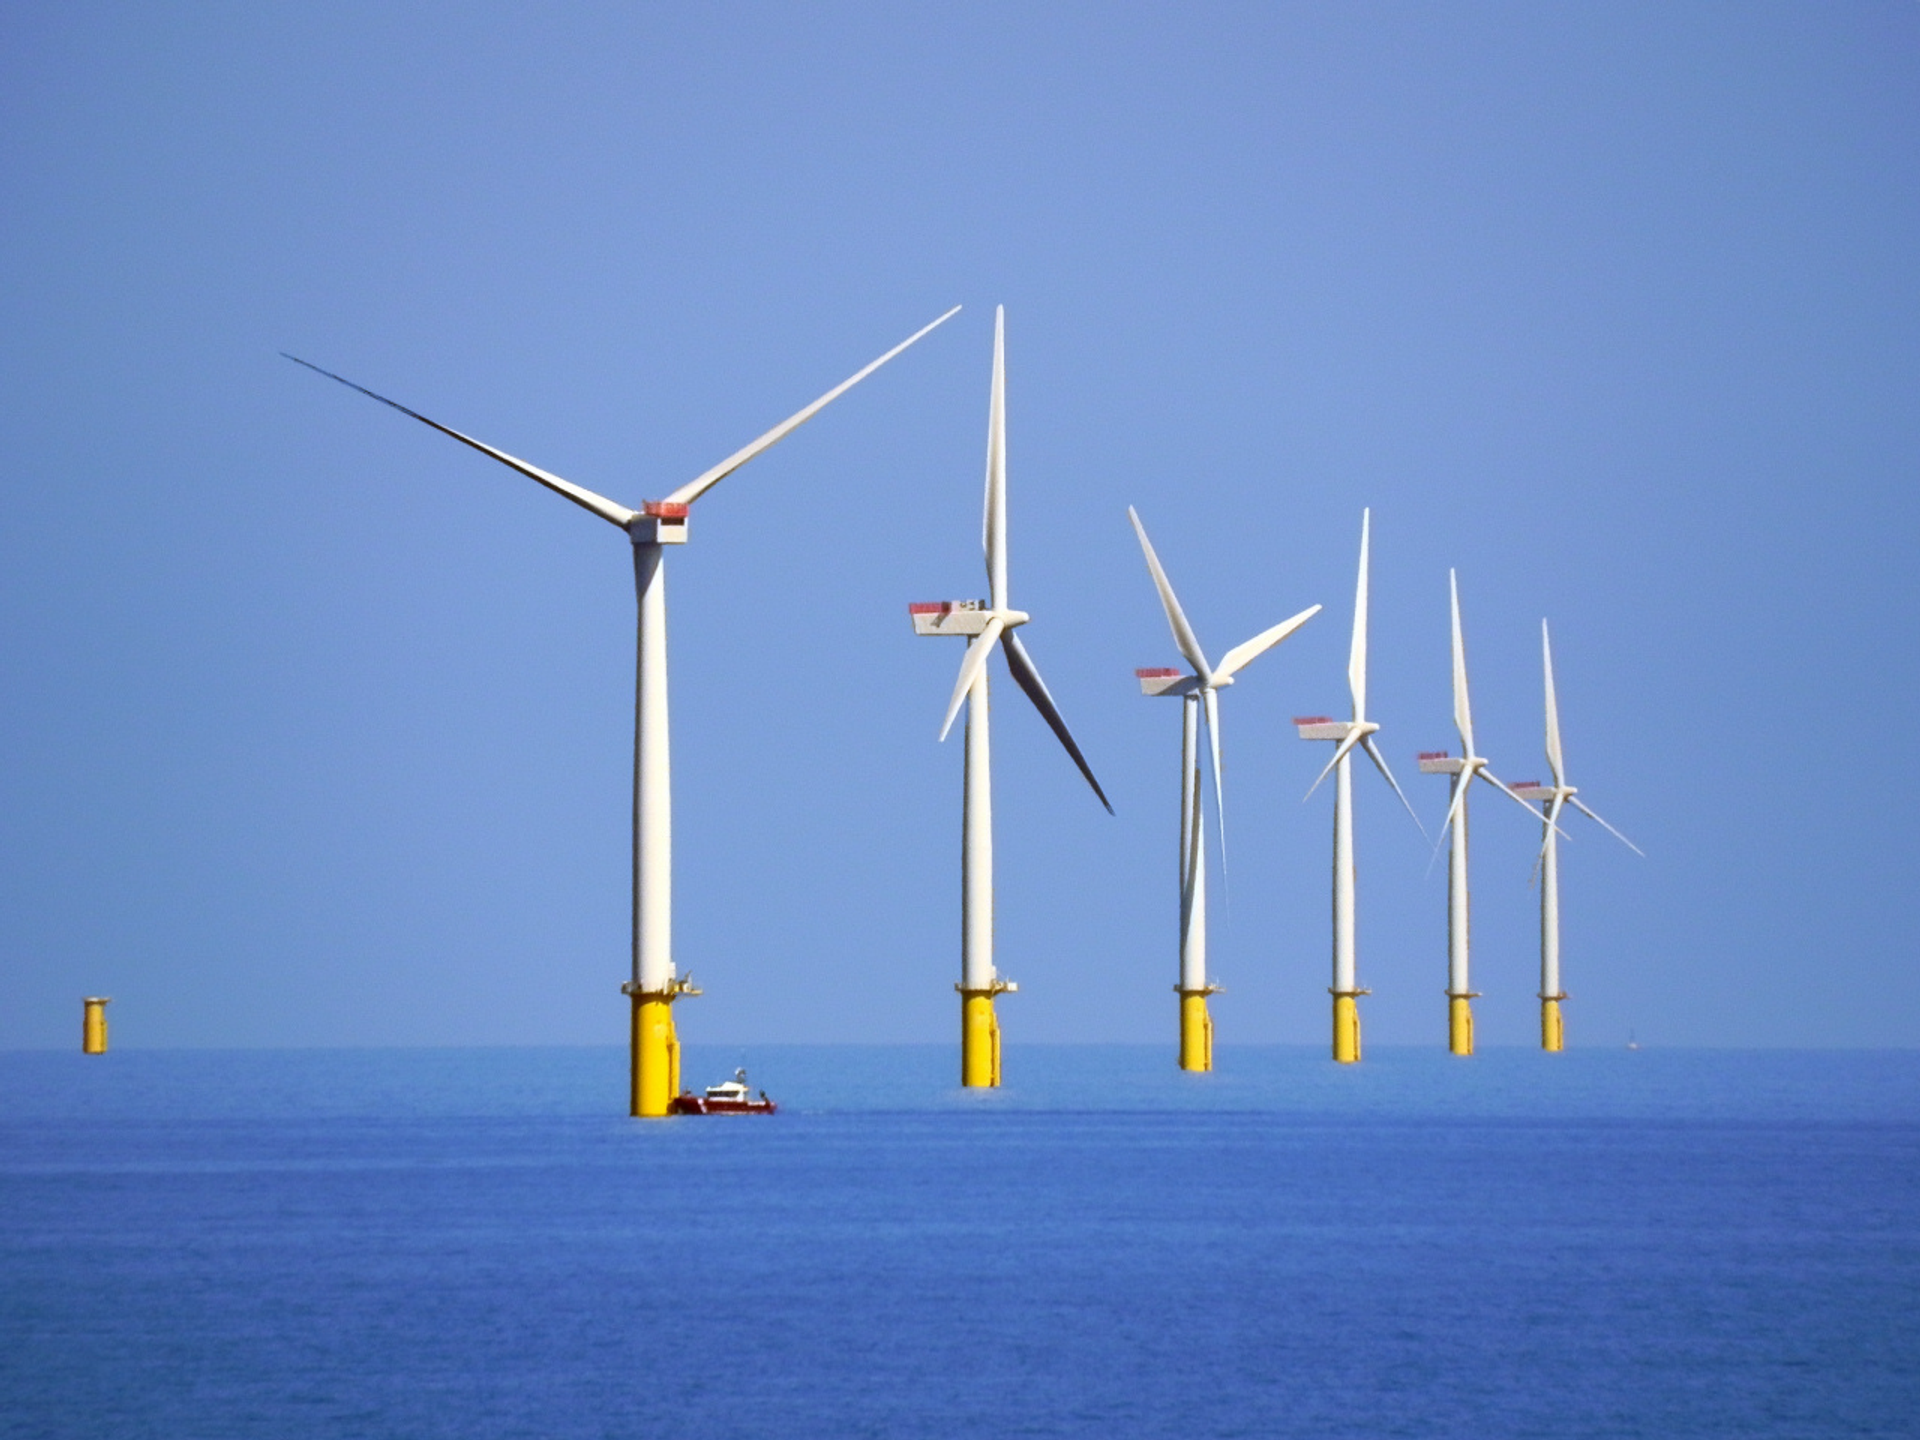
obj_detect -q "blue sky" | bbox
[2,3,1915,1049]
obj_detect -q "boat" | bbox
[669,1068,778,1115]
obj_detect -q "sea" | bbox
[2,1044,1915,1439]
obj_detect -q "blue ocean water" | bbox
[2,1045,1915,1438]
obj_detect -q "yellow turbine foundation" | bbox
[958,984,1008,1088]
[629,995,678,1118]
[626,979,698,1117]
[1177,987,1218,1072]
[81,997,110,1055]
[1540,994,1566,1052]
[1447,993,1477,1056]
[1331,990,1364,1064]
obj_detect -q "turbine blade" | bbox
[938,615,1005,742]
[1543,619,1565,788]
[1451,569,1474,756]
[1362,734,1428,840]
[283,355,636,527]
[1181,773,1204,914]
[1349,509,1371,721]
[1570,796,1644,856]
[1001,630,1114,813]
[1214,604,1322,680]
[1204,686,1226,874]
[664,305,961,507]
[1127,507,1212,679]
[1537,791,1569,865]
[1304,727,1363,801]
[984,307,1008,610]
[1436,769,1470,848]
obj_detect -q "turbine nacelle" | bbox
[1135,668,1230,698]
[1297,716,1376,743]
[627,501,691,546]
[1510,781,1568,803]
[1422,750,1492,782]
[908,600,1030,637]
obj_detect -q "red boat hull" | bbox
[668,1093,778,1115]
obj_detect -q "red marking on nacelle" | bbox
[643,501,690,518]
[908,602,953,615]
[1135,668,1181,678]
[1418,751,1450,761]
[1513,781,1543,790]
[1293,716,1334,726]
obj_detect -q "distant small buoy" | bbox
[82,997,111,1055]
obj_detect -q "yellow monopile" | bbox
[81,997,110,1055]
[1449,994,1475,1056]
[1333,992,1362,1064]
[1541,996,1565,1052]
[961,990,1002,1087]
[628,978,698,1117]
[1178,990,1214,1072]
[629,994,676,1117]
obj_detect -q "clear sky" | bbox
[2,3,1915,1049]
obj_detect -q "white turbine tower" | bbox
[1510,620,1642,1050]
[909,307,1112,1088]
[288,307,959,1115]
[1417,570,1552,1056]
[1128,507,1319,1072]
[1295,509,1425,1063]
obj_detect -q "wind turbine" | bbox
[1416,570,1554,1055]
[909,307,1112,1088]
[1129,507,1319,1071]
[1510,620,1642,1050]
[288,307,959,1116]
[1294,509,1425,1063]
